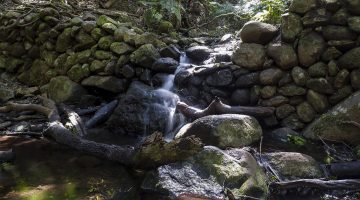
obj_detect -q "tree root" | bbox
[0,97,204,169]
[176,97,275,120]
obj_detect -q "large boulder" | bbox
[185,46,212,62]
[48,76,87,103]
[152,57,179,73]
[298,32,326,67]
[239,21,277,45]
[232,43,266,70]
[176,114,262,148]
[289,0,318,14]
[81,76,127,93]
[142,146,268,200]
[263,152,323,180]
[304,91,360,144]
[107,81,179,135]
[338,47,360,69]
[267,43,298,70]
[281,13,303,42]
[130,44,160,68]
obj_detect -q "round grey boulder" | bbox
[232,43,266,70]
[240,21,278,45]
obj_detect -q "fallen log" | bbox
[271,179,360,191]
[177,97,275,120]
[59,104,87,137]
[329,161,360,178]
[0,98,204,169]
[85,100,118,129]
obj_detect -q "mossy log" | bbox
[177,97,275,120]
[0,98,204,169]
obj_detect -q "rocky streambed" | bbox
[1,0,360,199]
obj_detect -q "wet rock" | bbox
[267,43,298,70]
[130,44,160,68]
[350,69,360,89]
[308,62,327,77]
[110,42,135,55]
[329,86,353,105]
[302,9,331,27]
[239,21,277,45]
[206,69,233,87]
[260,96,289,107]
[152,57,179,73]
[278,84,307,96]
[48,76,87,103]
[338,47,360,69]
[235,72,260,88]
[323,26,357,41]
[304,91,360,144]
[81,76,127,93]
[276,104,296,119]
[142,146,268,200]
[306,78,334,94]
[348,16,360,32]
[291,67,309,86]
[345,0,360,15]
[297,102,316,123]
[298,32,326,67]
[334,69,350,89]
[67,64,90,83]
[0,88,14,102]
[185,46,212,62]
[259,68,283,85]
[232,43,266,70]
[289,0,318,14]
[219,33,232,43]
[160,45,181,61]
[231,89,250,105]
[121,64,135,78]
[307,90,329,113]
[263,152,323,180]
[281,13,303,42]
[107,81,179,135]
[176,114,262,148]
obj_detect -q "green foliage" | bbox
[139,0,182,28]
[252,0,289,23]
[287,135,307,146]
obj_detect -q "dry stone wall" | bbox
[176,0,360,131]
[0,7,180,105]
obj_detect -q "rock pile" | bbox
[176,0,360,132]
[0,9,180,105]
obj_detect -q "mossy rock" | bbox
[110,42,134,55]
[141,146,268,199]
[55,28,73,53]
[48,76,87,103]
[67,64,90,83]
[130,44,160,68]
[304,91,360,144]
[157,20,174,33]
[17,59,51,86]
[176,114,262,149]
[98,36,114,50]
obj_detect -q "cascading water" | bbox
[151,53,191,140]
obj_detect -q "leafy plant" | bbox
[252,0,289,23]
[138,0,182,28]
[287,135,307,146]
